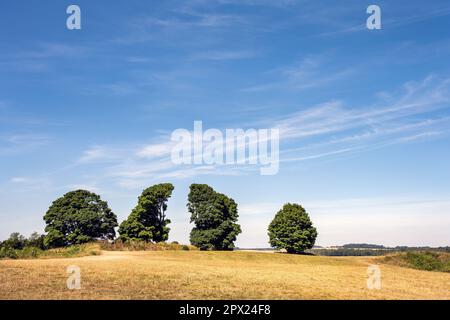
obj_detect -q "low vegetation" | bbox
[384,251,450,273]
[0,242,100,260]
[99,240,198,252]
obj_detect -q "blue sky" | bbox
[1,0,450,247]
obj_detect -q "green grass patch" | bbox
[384,251,450,273]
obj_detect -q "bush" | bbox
[99,240,198,252]
[405,252,444,271]
[0,247,18,259]
[40,243,100,258]
[385,251,450,273]
[16,247,43,259]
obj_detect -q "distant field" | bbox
[1,250,449,300]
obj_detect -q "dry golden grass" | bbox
[1,250,449,300]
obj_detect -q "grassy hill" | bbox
[1,249,449,299]
[384,251,450,272]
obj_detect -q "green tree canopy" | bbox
[119,183,174,242]
[268,203,318,254]
[188,184,241,250]
[1,232,27,250]
[0,232,46,250]
[43,190,118,248]
[27,232,46,250]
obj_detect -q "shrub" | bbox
[0,247,18,259]
[405,252,443,271]
[385,251,450,273]
[99,240,197,252]
[16,247,43,259]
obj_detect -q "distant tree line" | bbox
[342,243,385,249]
[1,183,318,256]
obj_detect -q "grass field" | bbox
[1,250,449,300]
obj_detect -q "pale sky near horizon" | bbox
[1,0,450,247]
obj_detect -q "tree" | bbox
[188,184,241,250]
[119,183,174,242]
[28,232,46,250]
[268,203,318,254]
[2,232,27,250]
[43,190,118,248]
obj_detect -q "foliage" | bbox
[1,232,27,250]
[27,232,47,250]
[119,183,174,242]
[268,203,318,254]
[41,243,101,258]
[188,184,241,250]
[43,190,118,248]
[0,232,47,258]
[99,240,198,251]
[0,242,100,260]
[0,246,18,259]
[0,232,46,250]
[385,251,450,272]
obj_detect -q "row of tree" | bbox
[43,184,244,251]
[4,183,318,254]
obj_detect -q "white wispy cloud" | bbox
[7,176,53,192]
[0,42,89,73]
[187,0,297,8]
[68,75,450,189]
[0,133,51,155]
[189,50,257,61]
[16,43,88,59]
[137,142,177,159]
[264,75,450,162]
[77,146,126,164]
[141,13,240,29]
[243,55,356,92]
[305,3,450,38]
